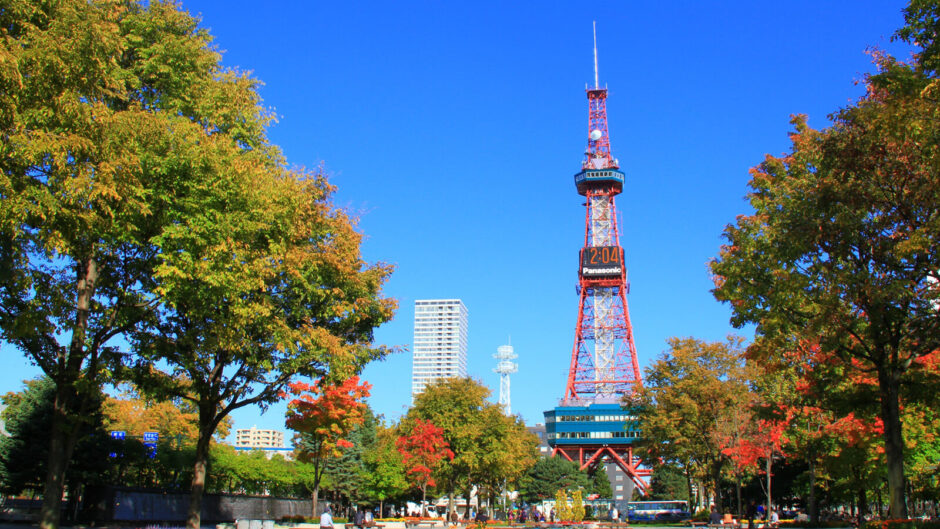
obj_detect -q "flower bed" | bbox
[862,520,940,529]
[779,522,852,528]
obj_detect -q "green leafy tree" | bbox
[648,463,690,502]
[100,383,233,490]
[0,2,202,525]
[895,0,940,74]
[0,378,112,498]
[0,4,396,529]
[129,140,393,529]
[468,405,539,513]
[324,406,378,505]
[904,403,940,503]
[361,421,410,517]
[405,377,538,517]
[589,464,613,499]
[207,444,312,498]
[518,457,591,503]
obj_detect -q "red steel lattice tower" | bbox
[545,25,648,496]
[565,34,642,405]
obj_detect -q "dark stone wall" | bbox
[80,486,313,523]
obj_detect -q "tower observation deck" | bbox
[543,25,649,497]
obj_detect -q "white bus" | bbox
[627,500,691,522]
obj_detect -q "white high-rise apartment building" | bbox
[412,299,468,397]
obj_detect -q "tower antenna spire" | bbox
[593,21,599,89]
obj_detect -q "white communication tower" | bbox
[493,342,518,415]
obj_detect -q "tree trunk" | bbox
[464,487,472,519]
[876,487,885,518]
[70,482,82,523]
[857,486,868,518]
[712,461,723,513]
[39,385,84,529]
[685,467,694,514]
[40,258,98,529]
[310,450,323,517]
[736,477,742,516]
[766,456,772,519]
[187,429,213,529]
[39,412,69,529]
[876,366,908,519]
[852,463,866,518]
[809,459,818,524]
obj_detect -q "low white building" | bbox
[234,426,285,449]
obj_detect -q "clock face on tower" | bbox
[580,245,623,278]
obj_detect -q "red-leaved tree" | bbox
[285,376,371,515]
[396,418,454,517]
[721,416,788,517]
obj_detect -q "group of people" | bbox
[317,505,376,529]
[471,506,547,523]
[708,501,780,529]
[353,507,376,528]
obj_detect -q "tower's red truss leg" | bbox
[553,444,650,496]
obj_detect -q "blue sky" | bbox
[0,1,917,440]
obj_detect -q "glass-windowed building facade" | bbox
[544,403,641,445]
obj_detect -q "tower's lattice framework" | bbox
[544,31,649,496]
[565,85,642,403]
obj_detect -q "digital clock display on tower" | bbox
[580,246,623,278]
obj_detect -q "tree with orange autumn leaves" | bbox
[286,376,372,516]
[635,333,938,518]
[102,384,232,442]
[718,403,787,518]
[396,418,454,517]
[710,5,940,514]
[634,337,753,512]
[747,337,940,520]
